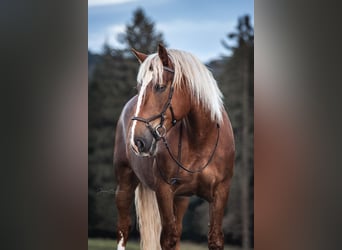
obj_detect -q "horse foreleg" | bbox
[156,187,178,250]
[173,196,189,250]
[208,181,230,250]
[115,165,138,250]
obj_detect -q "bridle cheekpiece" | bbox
[131,66,176,141]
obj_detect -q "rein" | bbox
[132,66,220,185]
[162,123,220,174]
[157,122,220,185]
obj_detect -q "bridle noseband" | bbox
[132,66,177,141]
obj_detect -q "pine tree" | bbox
[88,42,139,236]
[89,9,168,237]
[118,7,167,54]
[220,15,254,248]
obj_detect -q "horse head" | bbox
[130,44,190,156]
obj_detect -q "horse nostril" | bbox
[134,138,145,152]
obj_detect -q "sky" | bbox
[88,0,254,62]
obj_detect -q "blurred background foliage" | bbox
[89,7,253,248]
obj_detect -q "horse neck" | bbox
[184,102,218,150]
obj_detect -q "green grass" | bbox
[88,238,243,250]
[88,238,140,250]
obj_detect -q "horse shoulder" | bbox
[114,95,138,166]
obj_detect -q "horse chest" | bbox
[129,154,157,189]
[168,171,216,201]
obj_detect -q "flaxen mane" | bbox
[137,49,224,122]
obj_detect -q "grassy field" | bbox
[88,238,243,250]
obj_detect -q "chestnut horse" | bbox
[114,44,235,250]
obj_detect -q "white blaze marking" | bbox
[117,231,125,250]
[130,70,154,150]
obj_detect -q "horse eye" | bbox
[155,84,166,92]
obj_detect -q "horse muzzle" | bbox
[131,134,157,157]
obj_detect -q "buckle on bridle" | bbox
[155,124,166,138]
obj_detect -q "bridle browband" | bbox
[132,66,177,141]
[131,65,220,185]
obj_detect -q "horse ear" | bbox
[158,44,169,66]
[131,48,147,63]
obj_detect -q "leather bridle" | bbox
[131,66,177,141]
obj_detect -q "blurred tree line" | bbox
[89,7,254,248]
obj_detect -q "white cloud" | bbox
[106,24,126,48]
[107,24,125,34]
[88,0,136,7]
[88,24,126,53]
